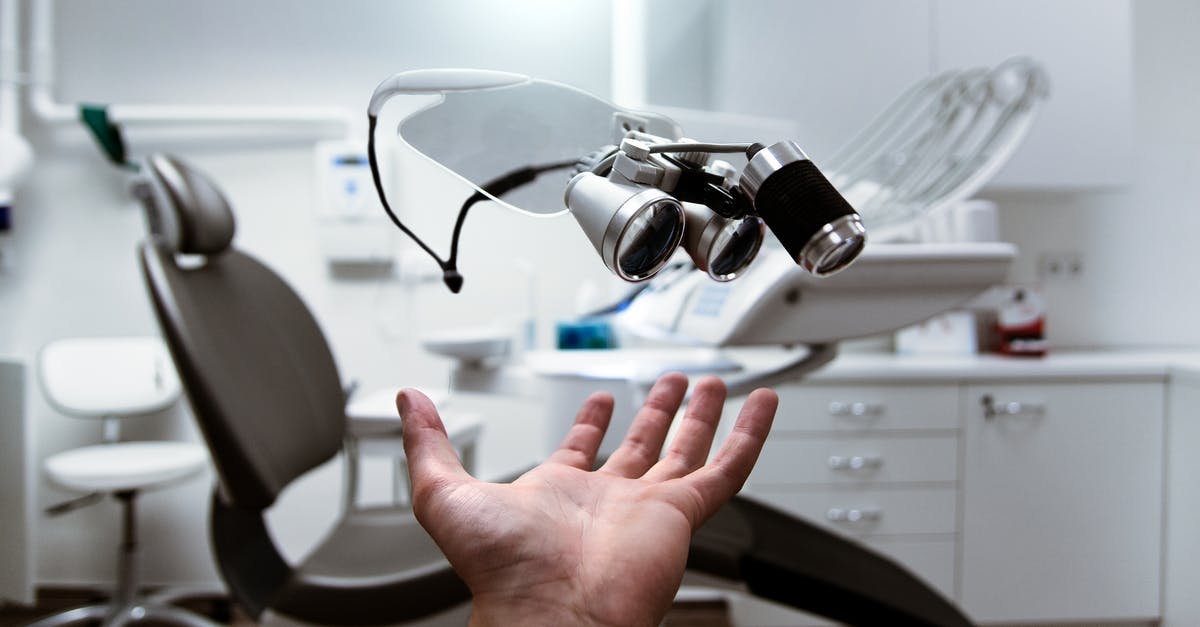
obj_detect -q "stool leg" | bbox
[29,491,220,627]
[99,491,140,627]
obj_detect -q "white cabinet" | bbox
[740,382,961,600]
[732,371,1169,625]
[960,381,1163,623]
[1165,376,1200,626]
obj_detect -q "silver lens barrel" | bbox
[683,203,765,281]
[565,172,686,282]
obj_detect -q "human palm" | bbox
[398,373,779,626]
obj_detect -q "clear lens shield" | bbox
[397,77,682,216]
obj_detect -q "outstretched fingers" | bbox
[599,372,689,478]
[677,387,779,524]
[644,376,727,481]
[398,389,473,504]
[547,392,614,470]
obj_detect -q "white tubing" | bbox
[1,0,20,132]
[27,0,352,132]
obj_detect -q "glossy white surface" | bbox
[43,441,207,493]
[961,381,1163,622]
[807,349,1200,383]
[524,348,741,381]
[620,242,1018,346]
[421,328,512,364]
[345,386,483,454]
[39,337,180,417]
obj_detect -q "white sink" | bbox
[617,242,1017,346]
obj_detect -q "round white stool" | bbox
[44,441,208,493]
[31,337,215,627]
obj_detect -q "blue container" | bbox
[555,319,616,350]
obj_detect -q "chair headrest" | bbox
[136,153,236,255]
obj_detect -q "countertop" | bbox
[801,349,1200,384]
[500,347,1200,386]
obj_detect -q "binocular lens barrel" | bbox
[742,141,866,276]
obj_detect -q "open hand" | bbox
[397,373,779,627]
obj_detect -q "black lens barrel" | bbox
[754,159,859,263]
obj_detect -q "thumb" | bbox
[397,389,472,500]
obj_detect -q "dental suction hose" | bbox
[741,141,866,276]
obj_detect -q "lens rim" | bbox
[705,217,763,281]
[799,214,867,276]
[703,215,765,282]
[603,189,685,281]
[741,140,810,202]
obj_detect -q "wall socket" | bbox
[1037,251,1084,281]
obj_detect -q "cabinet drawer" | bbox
[744,487,957,536]
[773,384,959,432]
[749,435,958,486]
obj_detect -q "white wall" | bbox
[3,0,619,588]
[986,0,1200,349]
[646,0,1199,351]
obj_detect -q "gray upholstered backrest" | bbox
[138,153,237,256]
[138,154,344,509]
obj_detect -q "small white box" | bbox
[895,311,980,356]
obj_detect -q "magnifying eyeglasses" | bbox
[365,71,866,293]
[562,137,865,285]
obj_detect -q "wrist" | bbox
[468,597,610,627]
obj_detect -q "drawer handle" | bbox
[828,401,884,417]
[826,507,883,524]
[981,395,1046,420]
[827,455,883,471]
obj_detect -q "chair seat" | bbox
[296,505,448,581]
[44,441,207,493]
[267,505,470,624]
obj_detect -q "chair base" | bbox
[30,491,222,627]
[27,600,219,627]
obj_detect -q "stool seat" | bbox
[44,441,207,493]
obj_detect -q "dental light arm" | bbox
[366,69,866,293]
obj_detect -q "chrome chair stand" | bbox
[28,491,219,627]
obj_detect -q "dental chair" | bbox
[135,153,972,626]
[135,154,467,625]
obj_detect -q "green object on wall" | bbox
[79,104,139,171]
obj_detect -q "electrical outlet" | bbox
[1037,251,1084,281]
